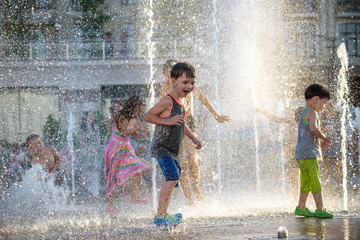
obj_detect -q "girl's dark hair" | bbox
[81,111,95,131]
[171,62,196,80]
[163,59,178,74]
[26,134,40,147]
[114,96,145,131]
[304,83,331,100]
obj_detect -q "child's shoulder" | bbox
[45,146,58,154]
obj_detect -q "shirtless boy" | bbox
[26,134,61,174]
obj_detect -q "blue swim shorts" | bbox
[157,157,181,187]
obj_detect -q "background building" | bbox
[0,0,359,144]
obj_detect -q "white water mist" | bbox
[336,42,350,211]
[144,0,157,211]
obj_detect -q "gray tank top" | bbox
[151,94,185,159]
[295,107,322,160]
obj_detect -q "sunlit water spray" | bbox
[211,0,223,197]
[144,0,157,211]
[277,100,286,192]
[336,42,351,211]
[67,111,76,197]
[2,164,69,213]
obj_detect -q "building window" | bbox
[337,0,360,12]
[338,23,360,56]
[0,88,59,143]
[285,22,318,57]
[286,0,318,14]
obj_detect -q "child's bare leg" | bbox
[290,167,300,199]
[157,180,178,218]
[107,192,114,208]
[187,145,204,201]
[179,145,194,205]
[131,173,142,199]
[298,192,310,209]
[165,187,176,212]
[312,192,324,211]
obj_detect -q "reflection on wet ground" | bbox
[1,206,359,240]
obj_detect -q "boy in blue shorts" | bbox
[145,62,202,226]
[295,83,333,218]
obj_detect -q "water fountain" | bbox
[1,1,360,239]
[143,0,157,211]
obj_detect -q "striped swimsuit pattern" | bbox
[104,127,149,196]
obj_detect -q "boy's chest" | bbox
[33,149,55,167]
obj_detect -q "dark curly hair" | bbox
[114,95,145,132]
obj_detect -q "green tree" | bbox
[76,0,111,39]
[43,114,63,149]
[93,110,107,144]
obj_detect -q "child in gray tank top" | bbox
[145,62,202,226]
[294,83,334,219]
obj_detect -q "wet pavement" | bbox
[1,206,359,240]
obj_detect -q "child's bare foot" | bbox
[197,195,206,203]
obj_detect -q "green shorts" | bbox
[297,158,322,193]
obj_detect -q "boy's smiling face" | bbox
[28,136,44,154]
[172,73,196,98]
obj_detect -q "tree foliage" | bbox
[76,0,111,39]
[43,114,63,149]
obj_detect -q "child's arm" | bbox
[49,146,61,173]
[144,96,184,126]
[255,108,293,124]
[193,85,230,123]
[184,124,202,149]
[308,110,332,143]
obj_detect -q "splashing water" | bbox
[67,111,76,197]
[2,164,69,213]
[336,43,351,211]
[211,0,223,197]
[144,0,157,211]
[277,100,286,192]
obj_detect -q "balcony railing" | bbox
[0,38,197,62]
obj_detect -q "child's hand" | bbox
[215,115,230,123]
[321,140,331,149]
[139,124,149,132]
[323,125,333,133]
[168,115,184,126]
[192,138,202,149]
[321,135,332,149]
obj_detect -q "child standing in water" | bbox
[145,62,202,226]
[295,83,333,218]
[104,96,151,212]
[161,59,230,206]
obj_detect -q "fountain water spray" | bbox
[144,0,157,211]
[211,0,223,197]
[67,112,76,198]
[277,100,286,192]
[336,43,351,211]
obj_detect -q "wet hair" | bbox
[171,62,197,80]
[80,111,95,132]
[114,99,124,107]
[26,134,40,147]
[304,83,330,100]
[163,59,178,74]
[114,95,145,131]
